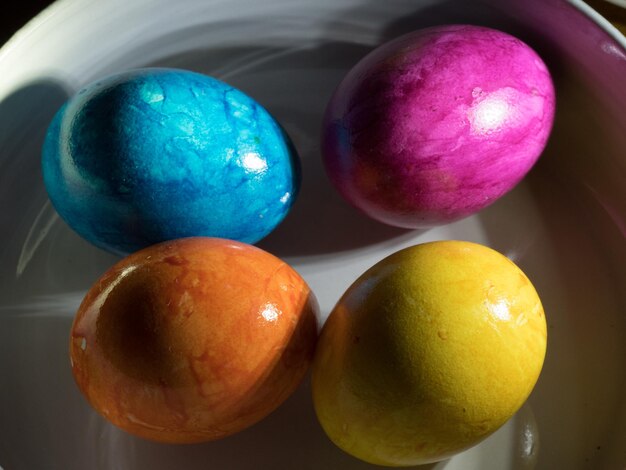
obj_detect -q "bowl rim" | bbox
[1,0,625,67]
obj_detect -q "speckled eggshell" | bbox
[69,237,319,443]
[42,68,300,255]
[322,25,556,228]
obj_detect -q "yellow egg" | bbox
[311,240,547,466]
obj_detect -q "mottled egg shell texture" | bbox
[69,237,319,443]
[42,68,300,255]
[311,240,547,466]
[322,25,555,228]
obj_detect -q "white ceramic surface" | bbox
[0,0,624,469]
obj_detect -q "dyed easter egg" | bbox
[69,237,319,443]
[322,25,555,228]
[312,241,547,465]
[42,68,300,255]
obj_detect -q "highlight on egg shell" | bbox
[311,240,547,466]
[42,68,300,255]
[322,25,556,228]
[69,237,319,443]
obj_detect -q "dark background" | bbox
[1,0,54,45]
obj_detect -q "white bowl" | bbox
[0,0,624,468]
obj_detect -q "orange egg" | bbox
[69,237,319,443]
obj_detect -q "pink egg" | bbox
[322,25,556,228]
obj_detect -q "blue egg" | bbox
[41,68,300,255]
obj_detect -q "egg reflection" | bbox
[240,151,268,173]
[260,302,281,322]
[487,299,512,322]
[469,88,516,135]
